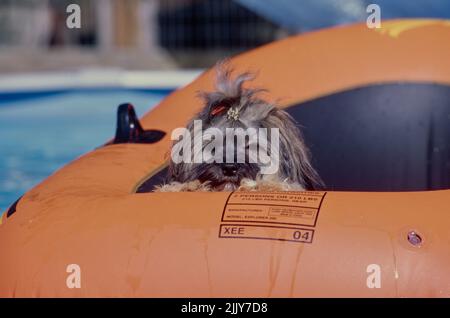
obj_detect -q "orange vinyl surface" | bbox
[0,19,449,297]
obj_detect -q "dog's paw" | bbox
[237,178,259,191]
[238,178,304,192]
[153,180,212,192]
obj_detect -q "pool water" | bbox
[0,90,167,215]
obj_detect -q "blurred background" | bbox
[2,0,450,71]
[1,0,450,212]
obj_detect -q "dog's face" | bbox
[167,65,322,191]
[185,96,271,191]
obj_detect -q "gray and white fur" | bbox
[156,63,323,192]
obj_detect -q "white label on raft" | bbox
[219,192,326,243]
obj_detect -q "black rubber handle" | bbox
[113,103,166,144]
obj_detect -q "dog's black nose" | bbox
[222,163,238,176]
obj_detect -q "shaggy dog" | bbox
[156,64,322,192]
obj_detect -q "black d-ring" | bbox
[113,103,166,144]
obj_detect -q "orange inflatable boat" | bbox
[1,19,449,297]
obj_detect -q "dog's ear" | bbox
[264,109,325,190]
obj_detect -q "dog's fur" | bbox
[155,64,322,192]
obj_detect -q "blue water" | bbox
[0,90,167,215]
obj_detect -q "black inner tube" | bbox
[136,82,450,192]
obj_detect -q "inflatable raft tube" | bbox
[1,19,449,297]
